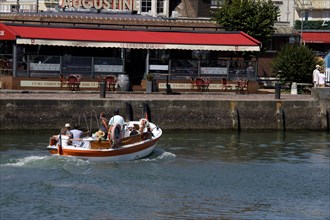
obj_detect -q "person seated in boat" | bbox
[95,130,106,141]
[58,127,73,145]
[70,124,88,146]
[128,124,139,136]
[139,118,150,133]
[99,112,109,137]
[108,108,125,130]
[64,123,73,138]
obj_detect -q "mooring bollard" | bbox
[100,82,106,98]
[275,83,281,99]
[291,82,297,95]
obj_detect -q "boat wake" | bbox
[141,148,176,162]
[1,148,175,168]
[1,155,49,167]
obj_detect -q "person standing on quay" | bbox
[313,65,321,87]
[318,68,326,87]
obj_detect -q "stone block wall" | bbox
[0,98,328,131]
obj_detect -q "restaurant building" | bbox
[0,13,261,91]
[0,1,263,91]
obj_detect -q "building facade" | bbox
[1,0,329,90]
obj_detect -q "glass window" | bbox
[141,0,152,13]
[157,0,164,14]
[211,0,218,7]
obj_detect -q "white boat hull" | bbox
[47,121,162,162]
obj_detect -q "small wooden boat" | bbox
[46,120,162,162]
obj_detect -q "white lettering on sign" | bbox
[201,67,227,75]
[59,0,133,10]
[0,30,4,36]
[158,83,222,90]
[120,43,166,49]
[30,63,61,71]
[20,80,99,88]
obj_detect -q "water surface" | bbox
[1,130,329,220]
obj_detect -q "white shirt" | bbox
[313,69,320,84]
[108,115,125,129]
[318,72,326,85]
[70,129,83,139]
[70,129,84,146]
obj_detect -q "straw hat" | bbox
[96,130,105,137]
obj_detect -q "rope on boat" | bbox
[89,112,93,136]
[83,114,91,137]
[93,109,99,129]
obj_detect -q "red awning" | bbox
[0,23,17,40]
[1,23,261,51]
[302,32,330,44]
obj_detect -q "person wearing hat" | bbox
[108,108,125,130]
[95,130,106,141]
[64,123,73,138]
[313,65,321,87]
[128,124,139,136]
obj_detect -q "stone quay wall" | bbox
[0,88,329,131]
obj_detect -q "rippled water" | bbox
[1,130,329,220]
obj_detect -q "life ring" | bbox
[110,123,122,146]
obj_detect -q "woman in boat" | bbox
[139,118,150,133]
[128,124,139,136]
[99,112,109,137]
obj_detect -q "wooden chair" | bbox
[202,78,210,92]
[221,77,232,91]
[67,74,80,91]
[59,74,67,88]
[97,75,102,88]
[104,75,117,91]
[236,79,249,94]
[195,78,204,92]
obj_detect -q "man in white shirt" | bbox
[70,124,84,146]
[108,108,125,129]
[313,65,321,87]
[318,70,326,87]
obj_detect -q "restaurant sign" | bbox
[201,67,227,75]
[21,80,98,88]
[59,0,134,10]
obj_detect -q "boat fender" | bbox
[110,124,122,146]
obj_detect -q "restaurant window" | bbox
[141,0,152,13]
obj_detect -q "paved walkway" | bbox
[0,90,314,101]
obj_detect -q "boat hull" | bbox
[48,139,158,162]
[47,121,162,162]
